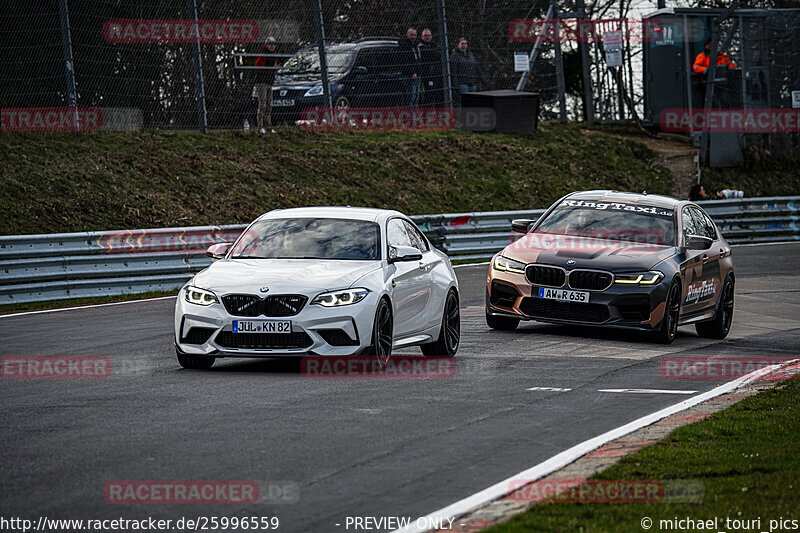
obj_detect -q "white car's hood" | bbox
[192,258,382,295]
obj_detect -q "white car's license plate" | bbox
[232,320,291,334]
[537,287,590,303]
[273,98,294,107]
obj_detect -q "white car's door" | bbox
[402,219,443,330]
[386,218,432,338]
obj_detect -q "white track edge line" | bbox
[0,296,177,318]
[392,359,798,533]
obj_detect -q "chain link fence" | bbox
[0,0,564,131]
[1,0,797,153]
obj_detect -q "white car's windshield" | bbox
[534,200,677,246]
[229,218,380,260]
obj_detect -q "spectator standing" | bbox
[399,28,422,107]
[254,36,280,133]
[450,37,486,111]
[418,29,442,107]
[689,184,744,201]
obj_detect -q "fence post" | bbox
[313,0,333,112]
[436,0,453,110]
[576,0,594,125]
[57,0,79,132]
[553,0,567,122]
[516,3,554,91]
[700,2,740,166]
[187,0,208,133]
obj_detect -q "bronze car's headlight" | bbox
[494,255,526,274]
[614,271,664,285]
[185,286,218,306]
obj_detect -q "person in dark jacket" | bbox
[450,37,487,110]
[398,28,422,107]
[254,36,280,133]
[418,29,443,107]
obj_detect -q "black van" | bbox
[269,38,407,123]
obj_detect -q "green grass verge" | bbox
[485,378,800,533]
[0,290,177,315]
[0,124,671,235]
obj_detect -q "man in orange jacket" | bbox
[693,38,735,74]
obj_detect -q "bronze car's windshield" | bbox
[534,201,677,246]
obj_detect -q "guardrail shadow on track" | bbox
[1,197,797,305]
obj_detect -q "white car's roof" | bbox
[258,206,405,223]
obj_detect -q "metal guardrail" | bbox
[0,226,245,304]
[1,197,797,305]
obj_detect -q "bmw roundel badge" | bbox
[260,287,270,293]
[566,260,576,266]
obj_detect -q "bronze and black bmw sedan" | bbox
[485,190,734,343]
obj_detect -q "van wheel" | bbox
[334,96,351,124]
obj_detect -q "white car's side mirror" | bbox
[388,245,423,263]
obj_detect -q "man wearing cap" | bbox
[254,36,280,133]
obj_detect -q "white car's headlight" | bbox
[614,271,664,285]
[494,255,526,274]
[311,288,370,307]
[185,286,218,306]
[303,85,324,97]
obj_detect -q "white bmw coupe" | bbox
[173,207,460,369]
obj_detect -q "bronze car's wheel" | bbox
[653,280,681,344]
[696,276,734,339]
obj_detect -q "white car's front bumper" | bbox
[174,288,379,357]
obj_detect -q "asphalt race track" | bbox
[1,243,798,532]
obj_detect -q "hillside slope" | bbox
[0,124,678,234]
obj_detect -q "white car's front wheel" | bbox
[421,290,460,357]
[368,298,393,364]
